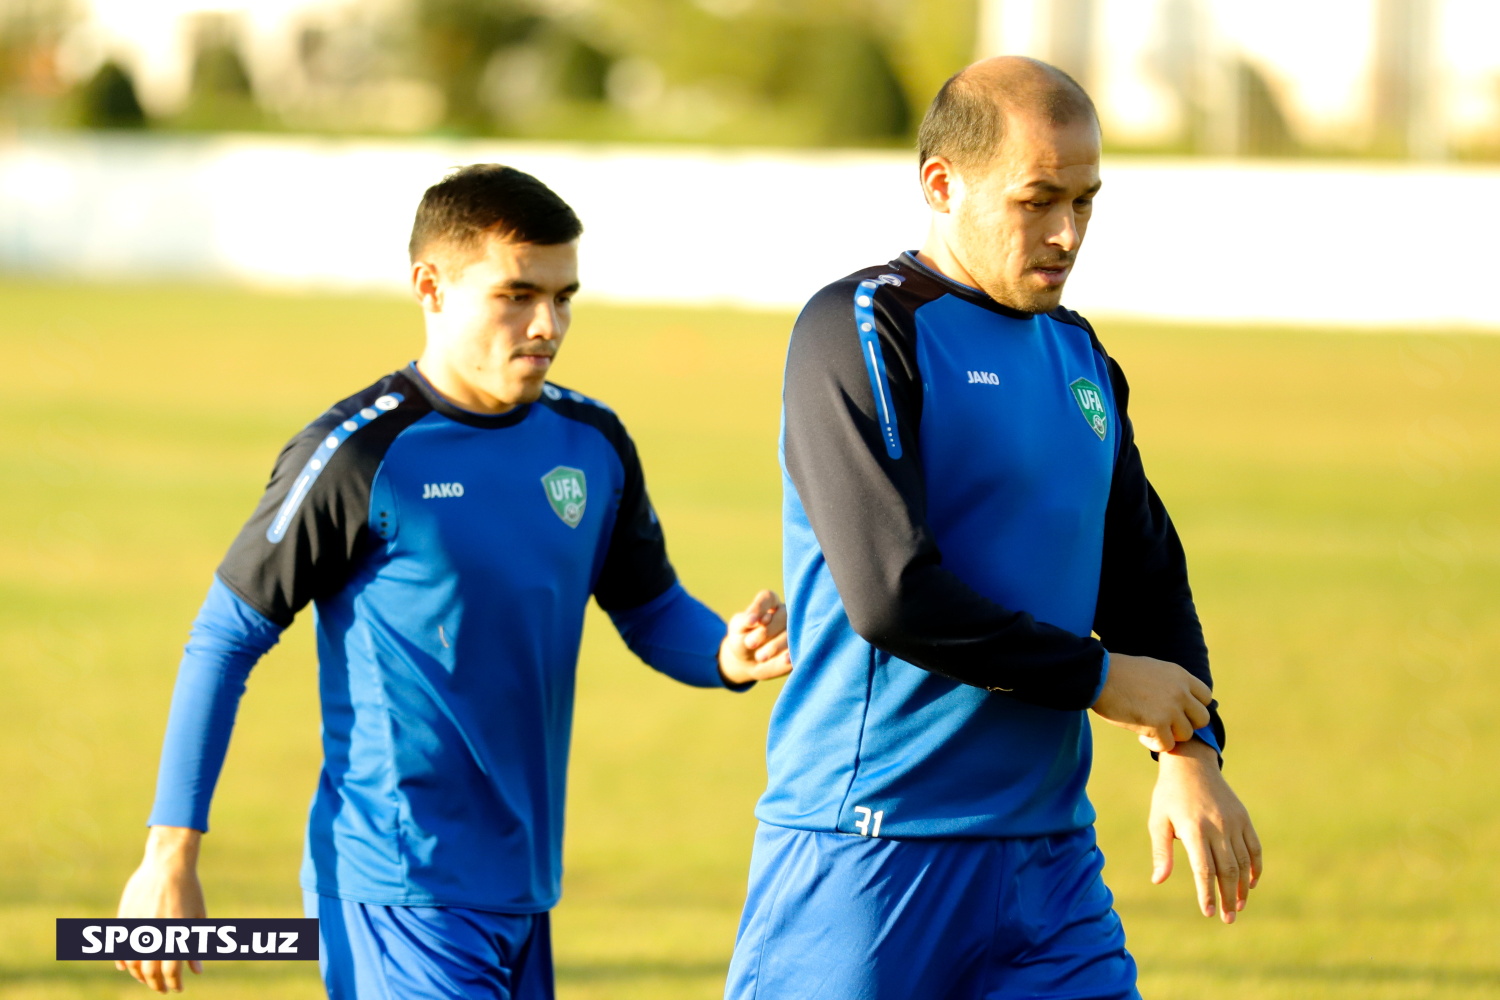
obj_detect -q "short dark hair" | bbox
[917,61,1097,172]
[408,164,582,262]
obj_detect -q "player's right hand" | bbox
[116,826,206,993]
[1090,653,1212,753]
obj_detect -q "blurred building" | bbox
[982,0,1500,158]
[5,0,1500,157]
[38,0,442,131]
[25,0,937,145]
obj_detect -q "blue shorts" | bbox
[304,892,554,1000]
[725,823,1139,1000]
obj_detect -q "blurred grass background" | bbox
[1,279,1497,998]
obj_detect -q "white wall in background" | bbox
[1,133,1496,330]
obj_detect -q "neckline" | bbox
[898,252,1039,321]
[404,363,533,429]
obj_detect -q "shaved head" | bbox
[917,56,1097,173]
[914,55,1103,313]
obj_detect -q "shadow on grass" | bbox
[1150,960,1500,988]
[24,959,1497,991]
[1,962,320,986]
[557,958,727,983]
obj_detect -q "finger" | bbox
[751,651,793,679]
[744,589,780,621]
[1170,716,1194,744]
[726,611,753,638]
[1245,821,1264,888]
[765,600,788,635]
[1188,675,1213,705]
[1181,826,1218,918]
[742,624,768,650]
[1232,830,1254,911]
[142,958,167,993]
[191,959,204,975]
[755,633,789,662]
[1149,814,1174,884]
[1186,699,1211,730]
[124,959,147,986]
[115,960,125,972]
[164,959,184,992]
[1210,833,1239,924]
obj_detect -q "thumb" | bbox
[1138,731,1175,754]
[1150,816,1175,884]
[743,589,780,622]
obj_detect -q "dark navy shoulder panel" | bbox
[538,383,679,613]
[217,369,431,626]
[535,382,633,471]
[793,260,939,448]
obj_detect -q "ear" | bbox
[920,156,958,213]
[412,260,443,312]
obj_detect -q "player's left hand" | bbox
[1148,737,1262,925]
[718,589,792,686]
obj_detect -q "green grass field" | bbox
[2,279,1497,999]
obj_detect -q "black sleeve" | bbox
[216,382,426,627]
[783,278,1107,710]
[581,408,679,613]
[1092,353,1226,750]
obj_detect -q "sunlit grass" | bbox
[1,279,1496,998]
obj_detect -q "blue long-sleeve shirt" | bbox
[759,255,1221,840]
[148,365,734,913]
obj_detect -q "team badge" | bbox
[1068,377,1109,440]
[541,466,587,527]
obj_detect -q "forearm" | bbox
[147,578,282,830]
[142,826,202,868]
[1095,361,1224,750]
[838,564,1108,708]
[607,582,729,688]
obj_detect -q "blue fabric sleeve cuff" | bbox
[607,582,733,689]
[146,577,283,831]
[1193,726,1221,754]
[1088,649,1110,706]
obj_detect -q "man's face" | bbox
[946,114,1102,313]
[420,234,580,408]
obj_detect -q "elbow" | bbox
[844,593,914,652]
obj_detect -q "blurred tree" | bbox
[583,0,928,146]
[76,59,146,129]
[176,13,263,131]
[0,0,78,129]
[556,34,612,102]
[884,0,981,124]
[194,43,254,99]
[779,23,910,143]
[412,0,543,132]
[1237,60,1299,157]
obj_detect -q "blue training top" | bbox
[758,254,1223,840]
[149,364,735,913]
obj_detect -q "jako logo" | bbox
[967,370,1000,385]
[422,482,464,499]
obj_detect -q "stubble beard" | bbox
[954,220,1067,315]
[965,265,1066,315]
